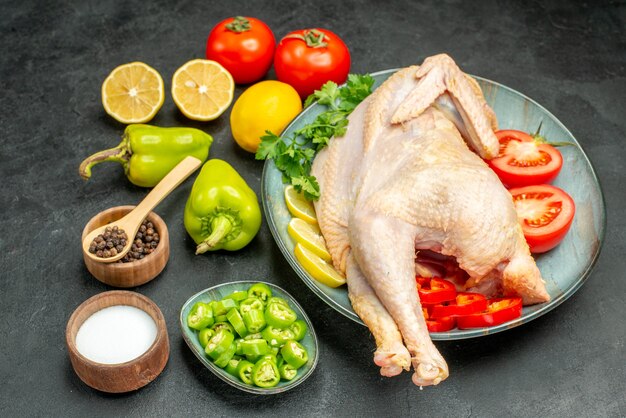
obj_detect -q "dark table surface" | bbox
[1,0,625,416]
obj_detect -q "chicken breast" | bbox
[311,54,549,387]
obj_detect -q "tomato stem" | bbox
[225,16,251,33]
[532,120,575,147]
[284,29,328,48]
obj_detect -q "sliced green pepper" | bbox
[239,297,264,314]
[240,338,269,357]
[224,357,242,376]
[79,124,212,187]
[261,325,295,348]
[247,283,273,304]
[279,363,297,381]
[244,332,263,341]
[265,302,297,328]
[252,358,280,388]
[213,298,238,316]
[187,302,214,330]
[276,354,284,368]
[211,321,235,334]
[289,320,308,341]
[237,360,254,385]
[227,290,249,302]
[184,159,261,253]
[242,309,266,333]
[214,342,237,368]
[260,353,277,364]
[205,329,235,360]
[280,340,308,369]
[226,308,248,337]
[267,297,289,307]
[215,314,228,323]
[198,328,215,349]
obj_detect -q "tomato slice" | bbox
[422,308,456,332]
[430,292,488,318]
[456,297,523,329]
[416,277,457,304]
[509,184,575,253]
[487,130,563,188]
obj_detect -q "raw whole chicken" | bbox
[310,54,550,387]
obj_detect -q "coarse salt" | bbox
[75,305,157,364]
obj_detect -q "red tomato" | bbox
[422,308,456,333]
[487,130,563,188]
[205,16,275,84]
[456,297,523,329]
[274,28,350,98]
[430,292,488,319]
[416,277,457,305]
[509,184,575,253]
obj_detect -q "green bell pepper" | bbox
[79,124,212,187]
[184,159,261,253]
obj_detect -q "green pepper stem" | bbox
[78,140,131,180]
[196,216,233,254]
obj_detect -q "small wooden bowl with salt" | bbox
[81,206,170,288]
[66,290,169,393]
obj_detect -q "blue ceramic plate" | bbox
[180,281,319,394]
[262,70,606,340]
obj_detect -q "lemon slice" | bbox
[284,185,317,224]
[171,59,234,121]
[101,62,165,124]
[294,243,346,288]
[288,218,332,262]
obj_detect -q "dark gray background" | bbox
[1,0,624,416]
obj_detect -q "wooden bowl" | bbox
[81,205,169,287]
[66,290,169,393]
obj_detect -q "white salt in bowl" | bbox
[66,290,169,393]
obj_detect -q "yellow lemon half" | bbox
[284,185,317,224]
[171,59,234,121]
[101,62,164,124]
[294,243,346,288]
[230,80,302,153]
[288,218,331,262]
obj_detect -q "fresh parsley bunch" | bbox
[255,74,375,200]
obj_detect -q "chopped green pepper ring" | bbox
[260,353,277,364]
[280,340,308,369]
[227,290,249,302]
[239,297,264,314]
[214,342,237,368]
[240,338,269,357]
[198,328,215,348]
[267,296,289,306]
[279,363,297,381]
[235,339,245,356]
[242,309,266,333]
[252,358,280,388]
[215,314,228,323]
[187,302,214,330]
[247,283,273,304]
[213,298,238,316]
[205,329,235,360]
[211,321,236,334]
[261,325,295,347]
[224,357,242,376]
[226,308,249,337]
[276,354,284,368]
[265,302,297,328]
[289,320,308,341]
[244,332,263,340]
[237,360,254,385]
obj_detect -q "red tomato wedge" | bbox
[456,297,523,329]
[416,277,457,305]
[422,308,456,332]
[509,184,575,253]
[430,292,488,319]
[487,130,563,188]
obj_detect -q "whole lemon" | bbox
[230,80,302,153]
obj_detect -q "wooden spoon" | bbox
[82,156,202,263]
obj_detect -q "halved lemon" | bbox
[101,62,165,124]
[284,185,317,224]
[294,243,346,288]
[171,59,234,121]
[288,218,331,262]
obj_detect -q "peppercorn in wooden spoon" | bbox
[82,156,202,264]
